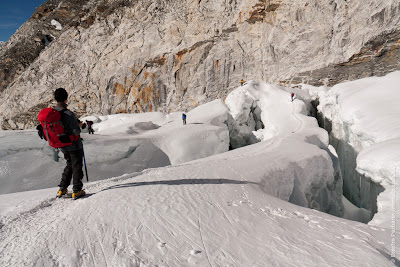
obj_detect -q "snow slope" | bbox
[0,163,396,266]
[1,81,396,266]
[315,71,400,228]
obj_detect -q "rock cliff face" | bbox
[0,0,399,129]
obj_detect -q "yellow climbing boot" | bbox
[72,190,86,200]
[57,188,68,198]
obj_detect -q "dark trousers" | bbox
[59,149,84,192]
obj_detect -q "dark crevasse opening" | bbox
[311,99,384,222]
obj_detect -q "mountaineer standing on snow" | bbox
[291,92,295,102]
[38,88,86,199]
[53,88,86,199]
[182,113,187,125]
[86,120,94,134]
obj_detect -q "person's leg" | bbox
[70,149,84,192]
[59,151,73,189]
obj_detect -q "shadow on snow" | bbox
[101,178,258,192]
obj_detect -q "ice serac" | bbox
[224,84,262,149]
[150,99,231,165]
[224,82,343,216]
[1,0,399,129]
[316,71,400,227]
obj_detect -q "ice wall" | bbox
[317,115,384,220]
[314,71,400,227]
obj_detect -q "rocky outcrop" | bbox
[0,0,91,93]
[286,30,400,86]
[1,0,399,129]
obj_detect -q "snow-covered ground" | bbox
[0,168,395,266]
[0,100,230,195]
[0,80,398,266]
[314,71,400,229]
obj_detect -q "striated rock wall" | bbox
[1,0,399,129]
[288,30,400,86]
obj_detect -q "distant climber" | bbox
[241,79,244,86]
[291,92,295,102]
[37,88,86,200]
[86,120,94,134]
[182,113,187,125]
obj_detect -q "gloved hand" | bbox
[81,122,87,129]
[36,124,47,140]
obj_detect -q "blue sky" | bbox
[0,0,45,42]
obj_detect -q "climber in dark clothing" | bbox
[86,120,94,134]
[182,113,187,125]
[53,88,86,199]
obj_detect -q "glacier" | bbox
[0,76,398,266]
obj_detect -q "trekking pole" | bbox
[82,145,89,182]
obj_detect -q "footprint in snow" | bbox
[188,250,203,264]
[335,235,352,240]
[260,207,288,218]
[158,242,167,254]
[132,249,141,255]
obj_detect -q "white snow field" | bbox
[0,81,398,266]
[315,71,400,229]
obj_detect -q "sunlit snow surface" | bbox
[0,81,398,266]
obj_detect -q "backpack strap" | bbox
[58,108,72,135]
[60,108,81,142]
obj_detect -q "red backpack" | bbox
[38,108,79,148]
